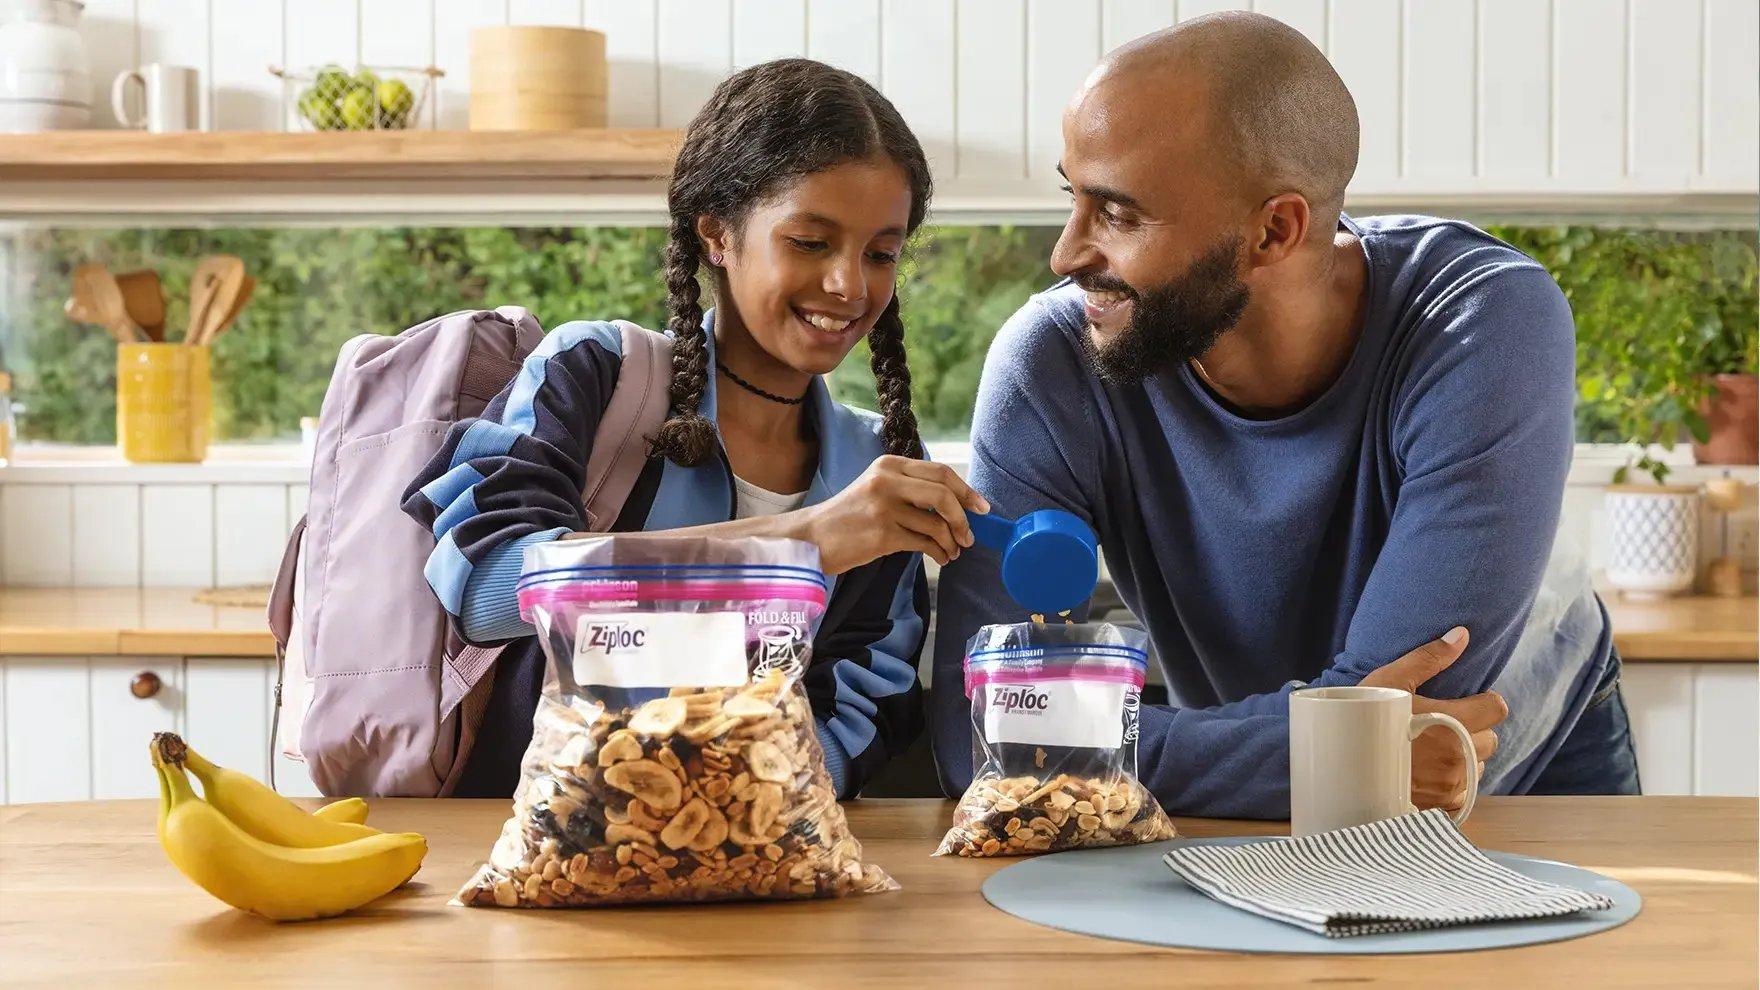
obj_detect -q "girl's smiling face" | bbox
[700,157,913,378]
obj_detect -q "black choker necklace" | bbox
[717,361,808,405]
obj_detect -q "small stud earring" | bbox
[709,251,724,265]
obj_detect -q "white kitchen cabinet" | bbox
[184,658,276,782]
[1620,661,1759,798]
[1,656,1753,803]
[1693,665,1760,797]
[1,656,318,804]
[4,659,92,803]
[1621,662,1696,795]
[90,659,183,799]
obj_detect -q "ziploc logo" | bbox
[993,685,1051,715]
[583,620,647,654]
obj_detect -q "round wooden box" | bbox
[470,26,607,130]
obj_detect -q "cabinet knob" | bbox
[130,671,162,699]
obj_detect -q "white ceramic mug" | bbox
[111,63,198,132]
[1289,685,1479,837]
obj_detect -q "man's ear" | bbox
[1246,194,1312,271]
[695,215,731,263]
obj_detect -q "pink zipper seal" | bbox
[966,661,1146,697]
[518,580,826,619]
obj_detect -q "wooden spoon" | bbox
[186,255,243,345]
[201,274,255,346]
[115,270,166,341]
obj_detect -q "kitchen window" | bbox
[0,222,1752,448]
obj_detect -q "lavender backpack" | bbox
[267,308,671,797]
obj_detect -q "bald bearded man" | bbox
[932,12,1636,818]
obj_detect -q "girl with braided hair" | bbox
[405,59,987,799]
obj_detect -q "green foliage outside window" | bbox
[1,223,1752,449]
[1490,225,1757,482]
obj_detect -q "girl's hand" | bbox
[799,455,991,574]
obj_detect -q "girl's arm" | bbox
[801,550,929,798]
[596,456,989,575]
[401,321,624,644]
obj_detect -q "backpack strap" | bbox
[438,320,672,796]
[266,515,306,654]
[582,321,674,532]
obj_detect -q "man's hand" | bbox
[1360,626,1508,812]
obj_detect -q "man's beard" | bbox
[1080,237,1250,385]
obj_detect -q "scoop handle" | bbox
[966,510,1017,552]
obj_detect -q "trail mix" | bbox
[936,620,1177,858]
[936,772,1175,857]
[457,671,895,906]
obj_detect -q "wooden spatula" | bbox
[186,255,244,345]
[115,270,166,341]
[70,264,146,344]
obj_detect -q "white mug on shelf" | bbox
[111,63,199,132]
[1289,685,1479,837]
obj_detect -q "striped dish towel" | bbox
[1161,809,1614,938]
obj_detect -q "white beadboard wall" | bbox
[0,476,303,588]
[72,0,1759,201]
[0,461,1751,589]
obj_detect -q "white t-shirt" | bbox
[733,475,808,519]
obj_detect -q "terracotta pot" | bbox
[1693,373,1758,465]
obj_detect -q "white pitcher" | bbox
[0,0,91,133]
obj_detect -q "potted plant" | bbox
[1495,226,1756,596]
[1691,234,1759,465]
[1547,226,1758,485]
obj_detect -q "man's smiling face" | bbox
[1049,67,1253,384]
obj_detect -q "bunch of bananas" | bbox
[151,733,427,921]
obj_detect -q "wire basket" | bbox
[270,64,443,131]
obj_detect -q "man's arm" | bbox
[932,298,1106,794]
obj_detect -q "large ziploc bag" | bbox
[935,621,1177,857]
[456,534,896,907]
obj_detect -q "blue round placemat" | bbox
[981,836,1641,955]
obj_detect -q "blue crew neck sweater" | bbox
[932,214,1612,819]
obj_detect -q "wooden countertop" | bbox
[0,797,1751,986]
[0,581,1745,658]
[0,585,1750,662]
[1602,591,1758,662]
[0,587,275,657]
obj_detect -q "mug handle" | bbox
[111,71,147,129]
[1408,711,1479,826]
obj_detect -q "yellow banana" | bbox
[153,746,426,921]
[155,734,379,848]
[313,797,371,826]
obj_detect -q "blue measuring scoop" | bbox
[965,508,1099,616]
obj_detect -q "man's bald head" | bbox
[1090,11,1359,238]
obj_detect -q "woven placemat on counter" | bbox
[192,586,271,609]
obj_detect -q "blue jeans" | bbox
[1527,649,1642,795]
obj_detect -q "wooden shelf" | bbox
[0,128,681,182]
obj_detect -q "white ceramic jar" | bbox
[0,0,91,132]
[1604,484,1701,598]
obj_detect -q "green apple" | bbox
[297,88,340,130]
[339,88,376,130]
[375,79,413,117]
[313,64,351,98]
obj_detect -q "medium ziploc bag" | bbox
[935,621,1177,857]
[455,534,896,907]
